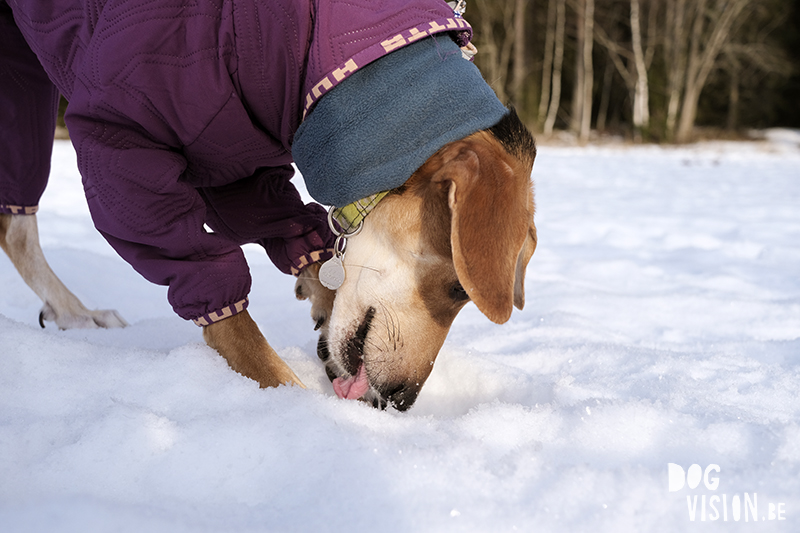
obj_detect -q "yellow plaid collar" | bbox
[330,191,389,234]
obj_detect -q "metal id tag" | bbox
[319,255,346,290]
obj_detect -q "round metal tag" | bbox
[318,256,346,290]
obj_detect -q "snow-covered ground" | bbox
[2,132,799,532]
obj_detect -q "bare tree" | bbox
[595,59,614,132]
[543,0,566,134]
[580,0,595,143]
[664,0,688,140]
[510,0,530,107]
[570,0,586,133]
[538,0,557,126]
[472,0,520,104]
[675,0,753,142]
[630,0,649,140]
[723,52,742,131]
[720,5,794,131]
[471,0,796,140]
[594,0,656,141]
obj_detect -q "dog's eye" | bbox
[449,282,469,303]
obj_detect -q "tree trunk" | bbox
[665,0,688,141]
[497,4,516,103]
[676,0,752,143]
[473,0,515,104]
[544,0,566,134]
[596,59,613,132]
[630,0,650,141]
[580,0,594,143]
[675,0,708,142]
[511,0,529,108]
[538,0,557,126]
[727,62,740,131]
[571,0,585,133]
[645,0,659,68]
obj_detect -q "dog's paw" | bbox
[89,309,129,328]
[294,262,336,332]
[203,310,305,389]
[39,302,128,330]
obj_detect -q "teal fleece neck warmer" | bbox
[292,35,507,208]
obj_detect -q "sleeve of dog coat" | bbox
[0,6,59,215]
[199,166,336,277]
[65,111,253,326]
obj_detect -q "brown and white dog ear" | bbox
[431,134,533,324]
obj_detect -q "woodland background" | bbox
[468,0,800,142]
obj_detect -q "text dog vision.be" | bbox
[668,464,787,522]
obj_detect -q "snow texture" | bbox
[2,133,800,532]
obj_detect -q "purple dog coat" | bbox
[0,0,472,324]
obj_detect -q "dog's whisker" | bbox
[345,264,381,274]
[376,301,398,351]
[383,302,403,351]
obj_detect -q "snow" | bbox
[2,132,800,532]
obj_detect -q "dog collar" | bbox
[331,191,389,233]
[318,191,389,290]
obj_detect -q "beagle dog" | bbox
[1,0,536,410]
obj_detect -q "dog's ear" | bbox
[431,134,533,324]
[514,222,537,310]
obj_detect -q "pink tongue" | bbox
[333,364,370,400]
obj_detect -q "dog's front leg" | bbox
[0,213,128,329]
[203,309,305,388]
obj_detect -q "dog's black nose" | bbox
[381,381,423,412]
